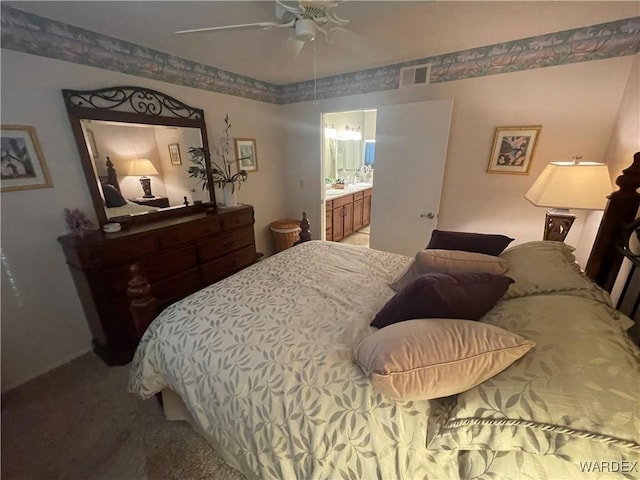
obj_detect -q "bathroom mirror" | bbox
[63,86,215,226]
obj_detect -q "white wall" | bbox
[0,49,287,392]
[605,54,640,180]
[280,56,636,262]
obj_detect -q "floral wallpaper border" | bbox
[1,5,638,105]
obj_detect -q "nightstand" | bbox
[130,196,170,208]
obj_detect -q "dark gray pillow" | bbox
[371,272,514,329]
[102,183,127,208]
[426,230,514,256]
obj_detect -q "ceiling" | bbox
[7,1,640,85]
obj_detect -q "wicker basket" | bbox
[270,219,302,253]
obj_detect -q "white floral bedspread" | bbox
[129,241,457,480]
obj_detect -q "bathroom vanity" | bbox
[325,185,372,242]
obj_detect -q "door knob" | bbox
[420,212,435,219]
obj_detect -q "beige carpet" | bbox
[1,352,245,480]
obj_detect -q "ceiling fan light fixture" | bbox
[295,18,316,41]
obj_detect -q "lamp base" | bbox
[544,208,576,242]
[139,177,154,198]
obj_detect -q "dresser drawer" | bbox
[104,246,198,296]
[99,234,159,266]
[152,268,202,310]
[201,245,256,285]
[158,217,222,249]
[222,209,254,231]
[197,226,255,263]
[354,191,364,200]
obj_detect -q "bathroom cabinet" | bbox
[363,188,372,226]
[326,188,372,242]
[353,191,364,231]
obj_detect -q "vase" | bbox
[222,182,237,207]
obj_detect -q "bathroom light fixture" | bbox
[344,124,362,141]
[525,156,612,241]
[324,123,337,139]
[129,158,159,198]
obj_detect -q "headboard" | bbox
[585,151,640,344]
[98,157,121,193]
[585,152,640,291]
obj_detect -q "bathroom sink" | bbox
[325,189,345,195]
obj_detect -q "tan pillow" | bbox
[353,319,535,400]
[390,249,508,291]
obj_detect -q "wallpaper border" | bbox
[1,5,638,105]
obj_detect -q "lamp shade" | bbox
[128,158,158,176]
[525,162,612,210]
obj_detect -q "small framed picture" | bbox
[168,143,181,165]
[487,126,542,175]
[234,138,258,173]
[1,125,53,192]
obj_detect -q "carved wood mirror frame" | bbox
[62,85,216,226]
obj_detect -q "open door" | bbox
[369,99,453,256]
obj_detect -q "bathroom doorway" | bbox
[322,109,377,247]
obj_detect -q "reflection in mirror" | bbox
[62,86,214,226]
[80,119,206,221]
[323,109,377,185]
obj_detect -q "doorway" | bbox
[322,109,377,247]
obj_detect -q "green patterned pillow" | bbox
[499,241,613,307]
[428,294,640,472]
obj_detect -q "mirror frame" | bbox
[62,85,216,226]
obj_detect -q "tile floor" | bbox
[339,225,370,247]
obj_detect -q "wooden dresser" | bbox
[59,205,257,365]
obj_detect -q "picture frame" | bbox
[234,138,258,173]
[487,126,542,175]
[168,143,182,165]
[1,125,53,192]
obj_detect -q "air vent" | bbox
[399,64,432,88]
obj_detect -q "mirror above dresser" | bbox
[62,86,216,226]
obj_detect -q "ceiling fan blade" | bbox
[275,0,304,16]
[286,37,306,60]
[327,27,378,62]
[267,37,307,79]
[175,19,294,35]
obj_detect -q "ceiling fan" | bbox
[175,1,350,45]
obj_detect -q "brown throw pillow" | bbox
[390,249,508,291]
[353,318,535,400]
[426,230,514,256]
[372,272,513,329]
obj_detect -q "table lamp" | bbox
[525,156,612,241]
[128,158,158,198]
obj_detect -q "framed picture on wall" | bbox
[487,126,542,175]
[234,138,258,173]
[168,143,182,165]
[1,125,53,192]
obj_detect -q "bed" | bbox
[98,158,161,218]
[128,154,640,479]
